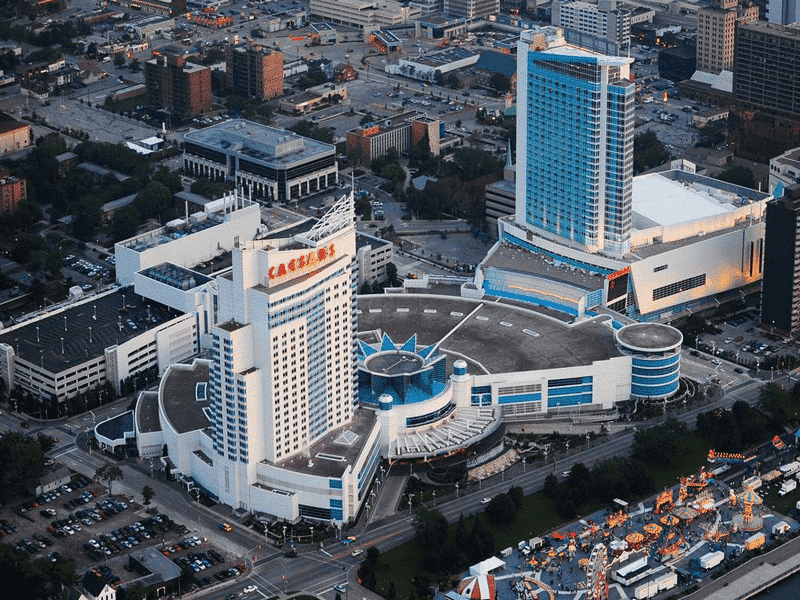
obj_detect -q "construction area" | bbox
[454,437,800,600]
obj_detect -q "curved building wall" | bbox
[616,323,682,400]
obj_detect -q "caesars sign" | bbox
[607,266,630,305]
[268,244,336,284]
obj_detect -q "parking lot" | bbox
[4,474,243,596]
[694,310,800,374]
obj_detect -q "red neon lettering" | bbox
[307,250,318,268]
[277,263,287,277]
[288,258,296,272]
[268,266,275,279]
[318,247,327,261]
[298,254,305,269]
[328,243,335,257]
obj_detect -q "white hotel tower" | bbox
[208,195,358,511]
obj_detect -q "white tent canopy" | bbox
[469,556,505,576]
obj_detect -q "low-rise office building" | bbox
[183,119,338,202]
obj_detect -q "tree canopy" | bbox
[634,131,671,174]
[0,432,46,502]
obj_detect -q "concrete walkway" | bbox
[685,535,800,600]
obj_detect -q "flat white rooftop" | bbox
[633,172,736,227]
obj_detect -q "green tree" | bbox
[153,166,183,194]
[0,432,46,501]
[113,206,142,242]
[95,463,123,495]
[489,72,511,93]
[36,433,56,454]
[365,545,380,568]
[135,181,173,221]
[118,584,148,600]
[288,120,335,144]
[451,148,503,181]
[113,54,125,68]
[142,485,155,505]
[632,419,687,466]
[717,165,755,188]
[485,492,518,526]
[634,130,670,174]
[414,508,448,551]
[386,262,399,287]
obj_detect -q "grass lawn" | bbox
[649,431,711,491]
[373,491,564,598]
[761,483,799,515]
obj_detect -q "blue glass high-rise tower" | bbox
[515,27,635,258]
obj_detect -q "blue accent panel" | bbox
[548,385,593,396]
[329,479,343,489]
[632,364,681,377]
[547,394,593,407]
[632,373,680,386]
[330,508,343,520]
[484,282,579,316]
[330,498,342,508]
[454,363,467,376]
[471,393,492,406]
[400,334,417,352]
[632,355,680,368]
[472,385,492,394]
[358,339,378,357]
[418,343,436,359]
[380,333,395,352]
[632,381,679,397]
[406,402,456,427]
[549,376,592,387]
[586,288,603,308]
[499,392,542,404]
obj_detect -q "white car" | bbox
[243,585,258,594]
[351,548,363,557]
[480,497,491,504]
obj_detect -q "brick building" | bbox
[225,43,284,100]
[116,0,186,16]
[0,115,31,154]
[731,20,800,161]
[696,0,758,74]
[144,52,211,120]
[333,63,357,82]
[0,175,26,213]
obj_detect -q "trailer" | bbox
[745,533,765,550]
[742,476,762,490]
[772,521,790,536]
[500,547,513,558]
[655,572,678,592]
[779,461,800,478]
[699,550,724,570]
[634,581,658,599]
[779,479,796,496]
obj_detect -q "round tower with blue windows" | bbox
[615,322,683,400]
